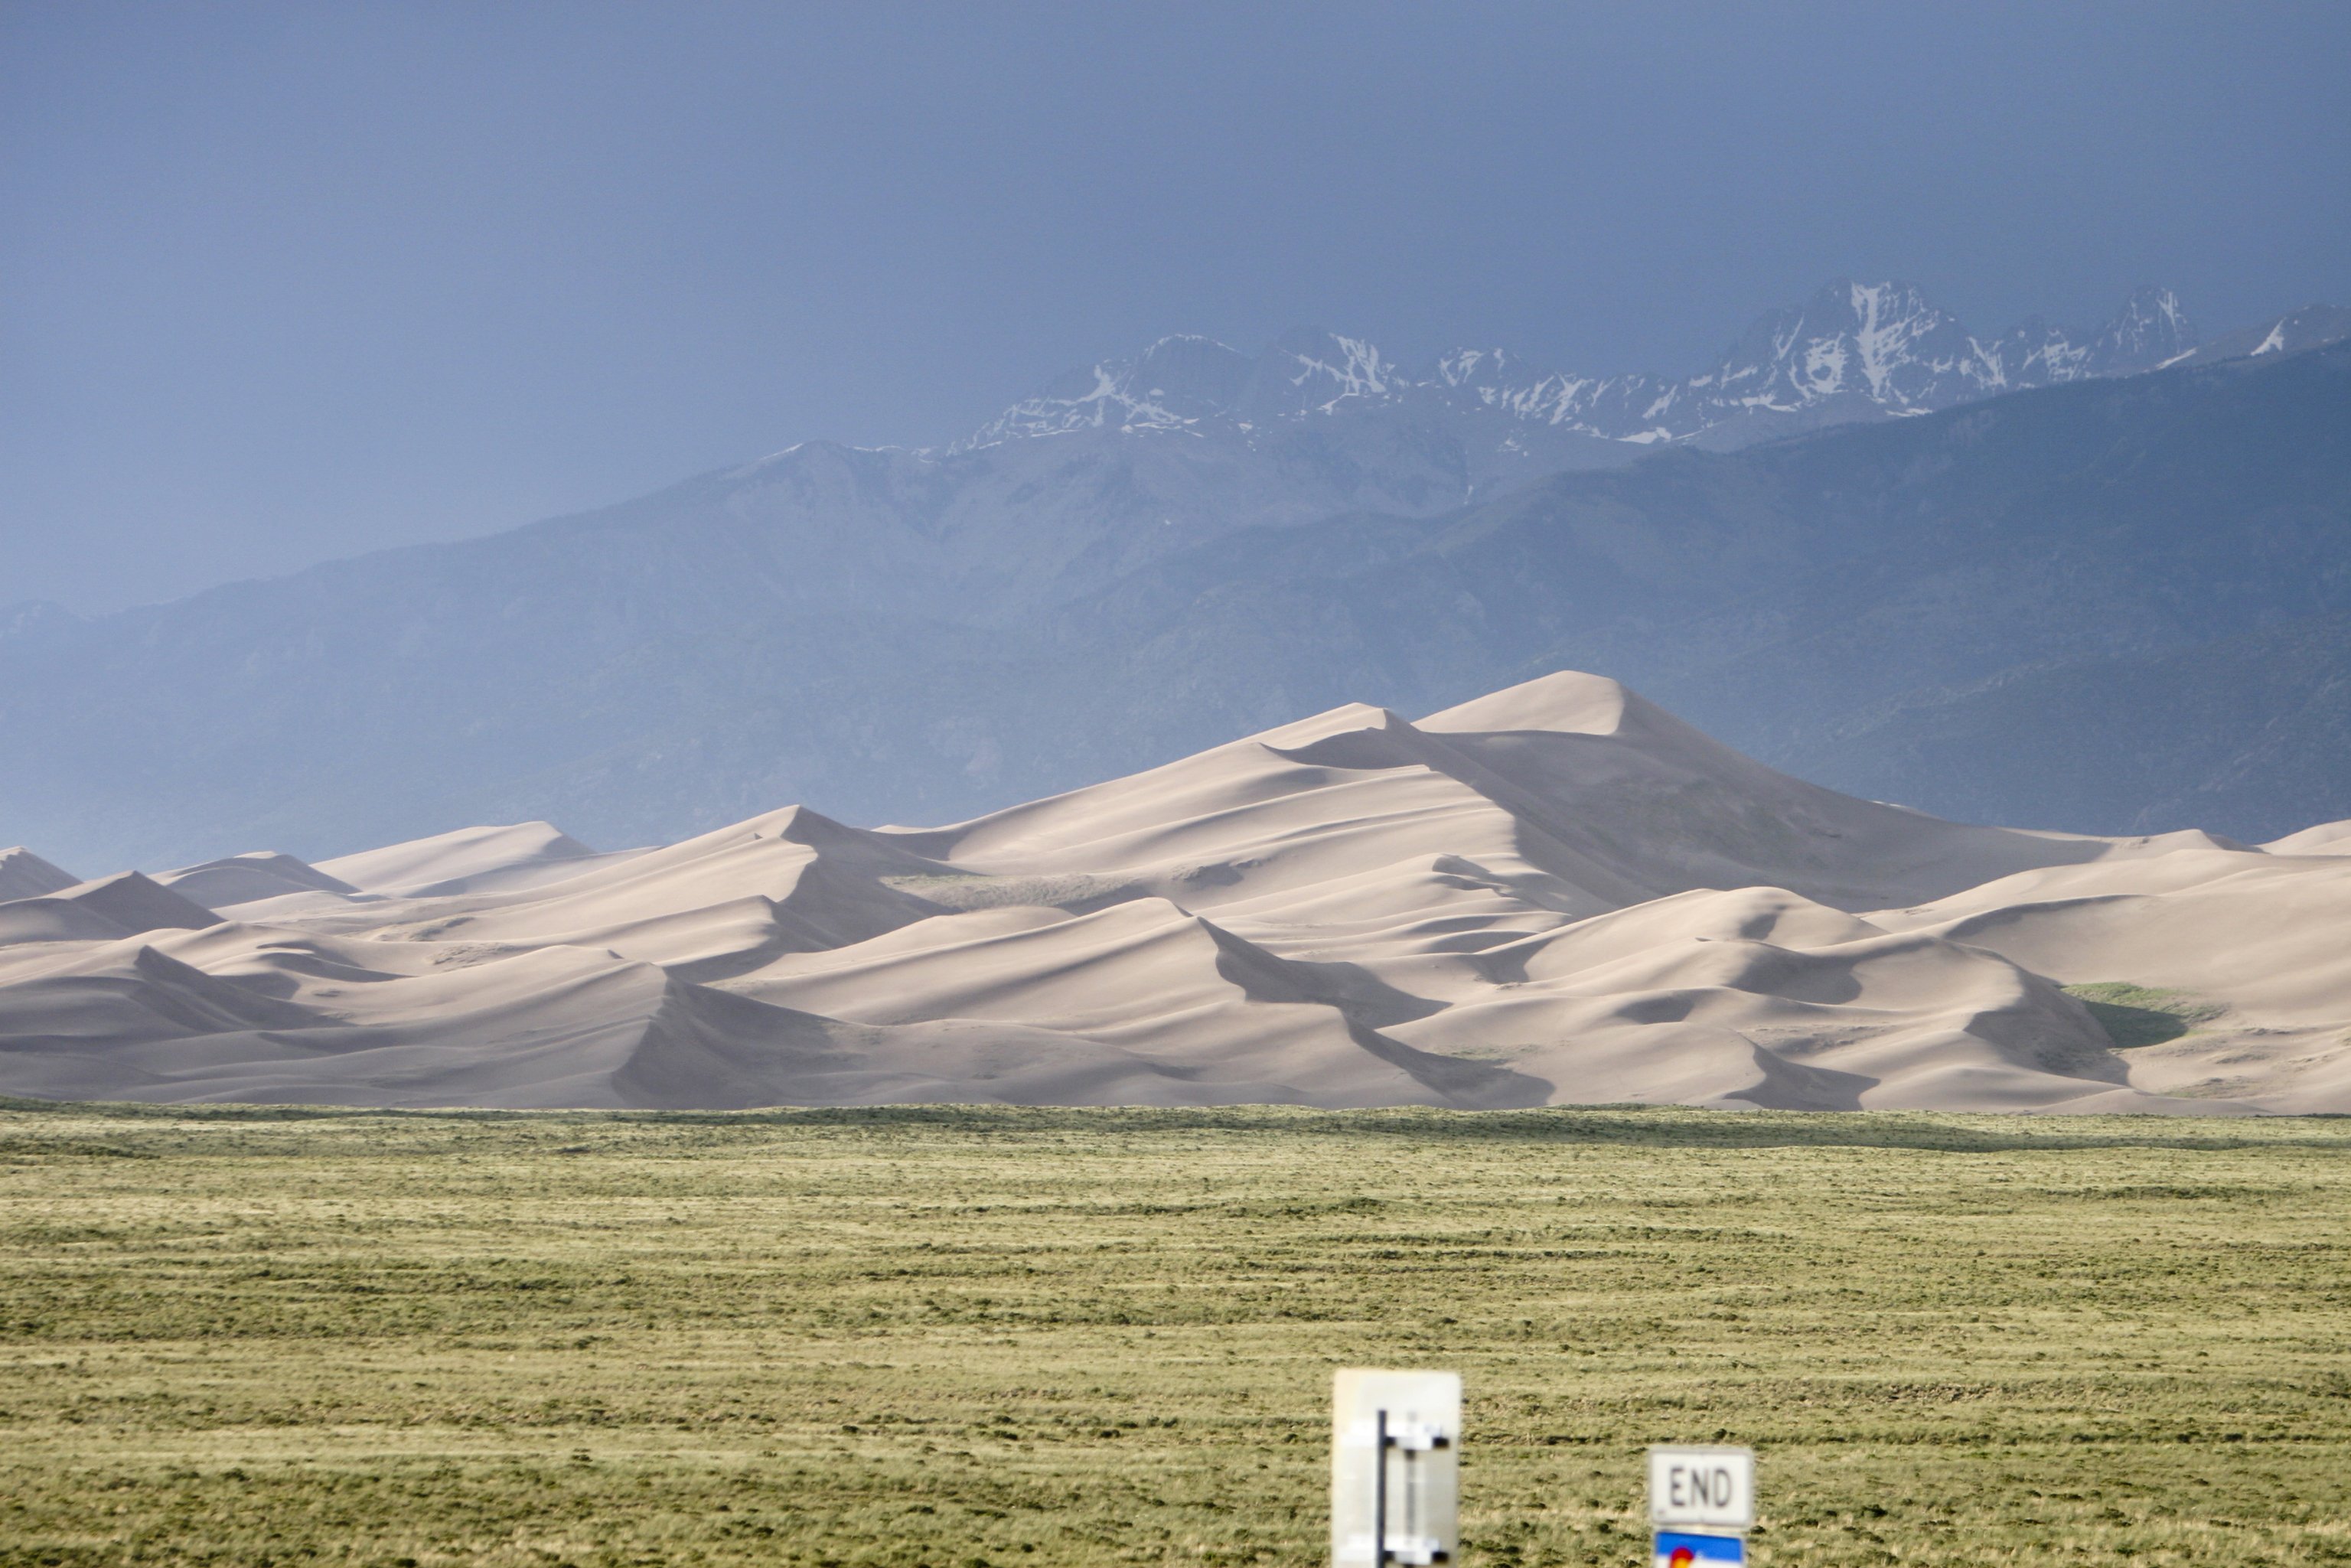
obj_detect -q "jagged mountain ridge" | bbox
[2168,303,2351,370]
[960,279,2197,453]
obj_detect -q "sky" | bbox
[4,1,2348,614]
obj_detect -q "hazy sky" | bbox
[5,1,2348,612]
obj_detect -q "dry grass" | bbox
[2,1102,2349,1568]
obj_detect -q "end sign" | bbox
[1647,1446,1755,1532]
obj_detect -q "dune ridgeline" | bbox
[2,671,2345,1114]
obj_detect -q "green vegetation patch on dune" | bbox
[2,1102,2347,1568]
[2063,982,2230,1048]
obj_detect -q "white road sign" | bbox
[1647,1446,1755,1531]
[1332,1369,1460,1567]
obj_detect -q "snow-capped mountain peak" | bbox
[954,279,2268,458]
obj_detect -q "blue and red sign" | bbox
[1655,1532,1745,1568]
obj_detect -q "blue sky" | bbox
[5,0,2347,611]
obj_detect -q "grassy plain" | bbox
[2,1103,2348,1568]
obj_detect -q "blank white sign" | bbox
[1332,1368,1460,1566]
[1647,1446,1755,1531]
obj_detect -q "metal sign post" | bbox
[1331,1369,1459,1568]
[1648,1446,1756,1568]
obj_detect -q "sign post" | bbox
[1331,1369,1459,1567]
[1647,1446,1755,1568]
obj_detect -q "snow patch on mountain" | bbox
[961,334,1256,446]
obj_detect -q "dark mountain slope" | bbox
[1795,611,2351,837]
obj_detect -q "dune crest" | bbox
[1417,670,1639,736]
[2267,819,2351,857]
[316,821,626,898]
[157,852,360,910]
[0,672,2342,1113]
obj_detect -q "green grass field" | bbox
[4,1102,2349,1568]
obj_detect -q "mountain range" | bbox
[1,278,2345,874]
[965,279,2199,458]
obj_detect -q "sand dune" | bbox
[0,898,134,947]
[315,820,621,897]
[1873,847,2351,1110]
[0,847,79,902]
[156,851,359,908]
[0,671,2341,1111]
[32,872,222,936]
[2267,818,2351,856]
